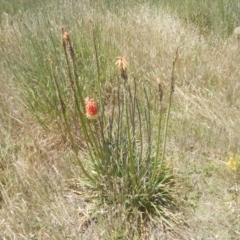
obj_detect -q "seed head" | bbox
[156,77,163,102]
[61,30,75,60]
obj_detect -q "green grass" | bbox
[0,0,49,23]
[151,0,240,37]
[1,0,240,239]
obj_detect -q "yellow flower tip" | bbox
[156,77,162,84]
[84,97,98,119]
[62,31,70,41]
[115,56,127,71]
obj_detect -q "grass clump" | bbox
[46,28,181,237]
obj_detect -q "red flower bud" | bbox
[85,98,98,119]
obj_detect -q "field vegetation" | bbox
[0,0,240,239]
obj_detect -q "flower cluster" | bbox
[84,98,98,119]
[227,155,240,171]
[83,56,129,120]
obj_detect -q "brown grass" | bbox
[0,1,240,239]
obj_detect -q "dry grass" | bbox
[0,0,240,239]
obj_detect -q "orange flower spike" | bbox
[115,56,127,71]
[62,31,70,42]
[85,98,98,119]
[156,77,162,84]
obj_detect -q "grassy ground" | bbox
[153,0,240,38]
[0,0,240,239]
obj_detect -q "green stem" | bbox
[160,48,178,168]
[92,26,103,110]
[124,86,136,190]
[50,56,95,184]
